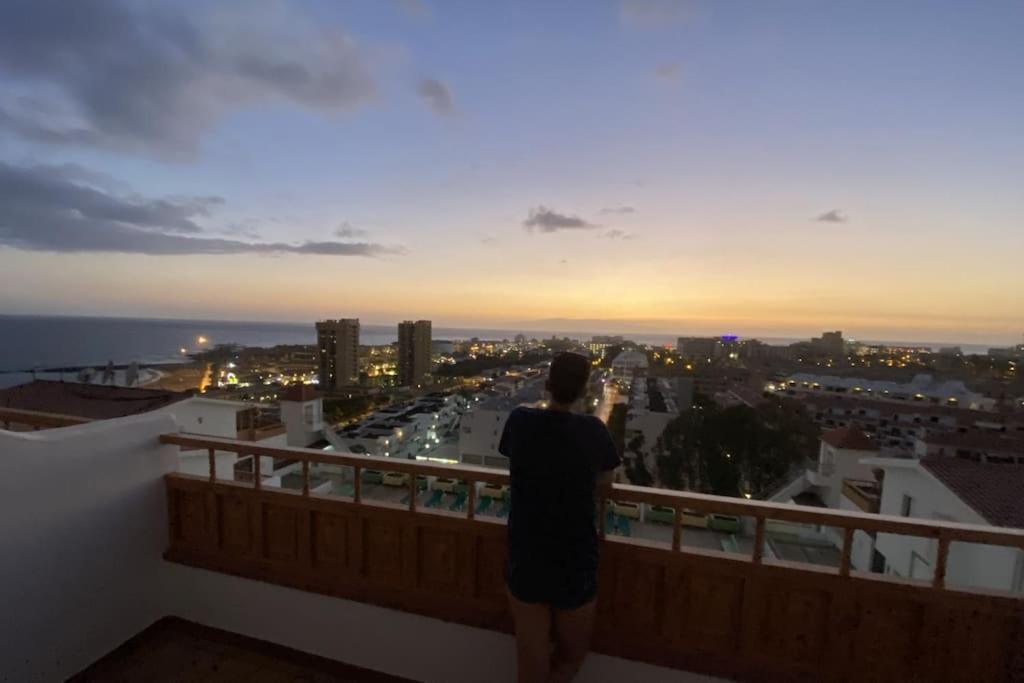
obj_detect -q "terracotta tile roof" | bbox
[0,380,188,420]
[821,425,879,451]
[921,456,1024,528]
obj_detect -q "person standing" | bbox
[499,352,621,682]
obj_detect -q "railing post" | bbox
[252,454,261,491]
[301,460,310,496]
[467,480,477,520]
[839,527,854,577]
[207,448,216,483]
[353,466,362,503]
[408,475,417,512]
[933,535,951,589]
[751,516,765,564]
[672,506,683,552]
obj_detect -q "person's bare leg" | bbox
[549,598,597,683]
[507,589,553,683]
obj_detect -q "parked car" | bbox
[382,471,409,487]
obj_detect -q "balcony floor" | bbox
[69,617,417,683]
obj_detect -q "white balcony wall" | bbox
[0,413,178,682]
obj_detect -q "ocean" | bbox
[0,314,1000,389]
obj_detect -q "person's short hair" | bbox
[548,352,591,404]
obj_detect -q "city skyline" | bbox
[0,1,1022,343]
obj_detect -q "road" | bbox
[594,380,619,424]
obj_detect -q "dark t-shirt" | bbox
[498,407,621,580]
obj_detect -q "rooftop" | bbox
[799,392,1024,425]
[821,425,879,451]
[0,379,187,420]
[921,456,1024,528]
[477,379,545,411]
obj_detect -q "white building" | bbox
[866,456,1024,593]
[805,426,881,508]
[0,378,289,481]
[767,426,884,572]
[776,372,994,411]
[278,384,324,448]
[458,380,545,468]
[328,393,465,460]
[611,350,648,381]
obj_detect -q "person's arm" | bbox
[596,468,616,497]
[498,408,518,459]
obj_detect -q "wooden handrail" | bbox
[159,431,1024,555]
[160,432,511,484]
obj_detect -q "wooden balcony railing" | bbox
[160,433,1024,682]
[842,479,882,515]
[0,407,91,431]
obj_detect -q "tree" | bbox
[623,433,654,486]
[652,395,815,497]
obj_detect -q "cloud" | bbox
[0,0,376,160]
[335,221,369,238]
[523,206,597,233]
[417,78,455,115]
[654,62,683,83]
[815,209,848,223]
[0,162,402,257]
[601,229,636,240]
[599,206,636,215]
[620,0,695,27]
[220,223,262,240]
[480,236,498,245]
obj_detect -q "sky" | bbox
[0,0,1021,345]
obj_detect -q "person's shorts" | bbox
[506,565,597,611]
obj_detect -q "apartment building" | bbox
[315,319,360,390]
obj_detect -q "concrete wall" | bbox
[0,413,178,682]
[280,398,323,447]
[815,442,878,507]
[838,495,877,572]
[458,407,508,463]
[157,397,240,438]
